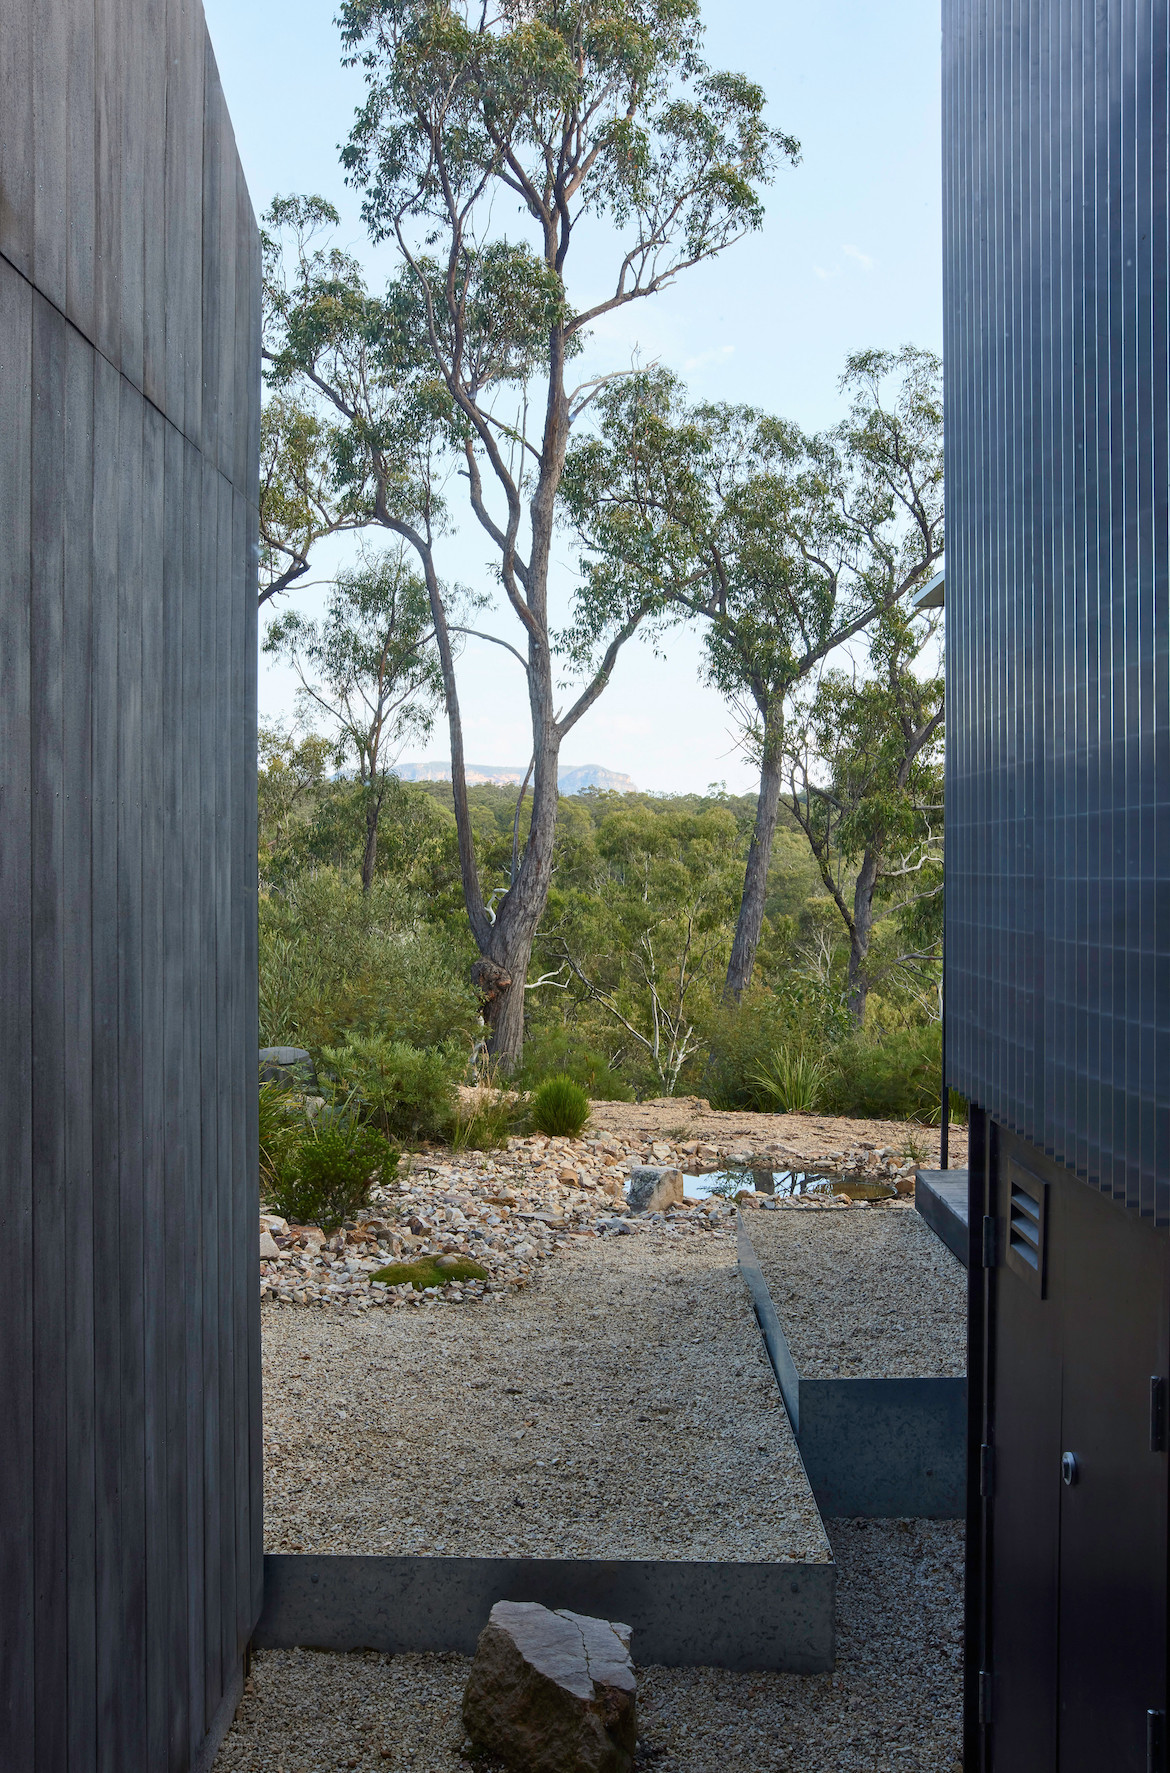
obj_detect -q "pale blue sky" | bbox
[205,0,943,793]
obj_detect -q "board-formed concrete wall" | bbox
[0,3,262,1768]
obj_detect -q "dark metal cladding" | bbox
[0,1,261,1767]
[942,0,1170,1223]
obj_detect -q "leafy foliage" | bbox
[268,1115,400,1232]
[320,1032,461,1141]
[258,871,478,1054]
[258,1079,300,1195]
[821,1023,945,1123]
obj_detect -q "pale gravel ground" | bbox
[214,1520,964,1773]
[746,1204,967,1379]
[589,1098,969,1175]
[262,1229,830,1564]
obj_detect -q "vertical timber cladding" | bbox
[942,0,1170,1218]
[0,0,261,1769]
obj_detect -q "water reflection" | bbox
[679,1167,896,1203]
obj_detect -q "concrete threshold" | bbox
[738,1217,966,1518]
[255,1551,836,1673]
[914,1169,971,1266]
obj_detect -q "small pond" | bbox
[676,1167,897,1204]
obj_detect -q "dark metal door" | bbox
[984,1133,1169,1771]
[986,1143,1062,1769]
[1056,1177,1168,1772]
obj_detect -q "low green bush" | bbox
[267,1116,399,1232]
[371,1255,488,1291]
[319,1032,460,1143]
[529,1073,591,1138]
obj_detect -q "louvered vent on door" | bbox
[1005,1168,1049,1297]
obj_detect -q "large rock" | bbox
[462,1600,636,1773]
[258,1045,317,1088]
[627,1165,684,1213]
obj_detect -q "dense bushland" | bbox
[258,750,953,1130]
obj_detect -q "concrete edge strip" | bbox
[737,1215,803,1429]
[737,1214,968,1519]
[254,1553,837,1674]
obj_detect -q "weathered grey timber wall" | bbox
[943,0,1170,1221]
[0,2,262,1768]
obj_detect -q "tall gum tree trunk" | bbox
[846,849,880,1025]
[360,786,382,894]
[724,726,784,1001]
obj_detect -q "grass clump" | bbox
[450,1089,517,1151]
[529,1073,590,1138]
[372,1255,489,1290]
[267,1115,398,1233]
[749,1045,830,1114]
[258,1077,300,1194]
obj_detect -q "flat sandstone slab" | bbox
[747,1203,966,1380]
[262,1233,829,1564]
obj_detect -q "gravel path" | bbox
[214,1520,963,1773]
[262,1231,829,1563]
[746,1203,966,1378]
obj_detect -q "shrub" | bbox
[513,1027,635,1101]
[749,1045,831,1114]
[268,1116,399,1232]
[258,872,479,1054]
[530,1073,591,1138]
[703,981,847,1111]
[319,1032,460,1143]
[823,1022,947,1122]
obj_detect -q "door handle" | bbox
[1061,1451,1079,1487]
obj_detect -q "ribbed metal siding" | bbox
[0,2,262,1767]
[943,0,1170,1220]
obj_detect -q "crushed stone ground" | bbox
[745,1203,967,1379]
[262,1229,828,1564]
[215,1520,963,1773]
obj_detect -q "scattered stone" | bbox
[259,1230,281,1259]
[627,1167,684,1213]
[462,1601,636,1773]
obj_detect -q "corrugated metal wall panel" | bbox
[944,0,1170,1221]
[0,0,261,1765]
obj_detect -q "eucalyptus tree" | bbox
[562,345,944,1001]
[780,604,945,1026]
[264,549,444,891]
[315,0,796,1064]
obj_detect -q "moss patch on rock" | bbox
[372,1255,489,1291]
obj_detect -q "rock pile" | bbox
[258,1133,734,1312]
[462,1601,637,1773]
[258,1126,920,1312]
